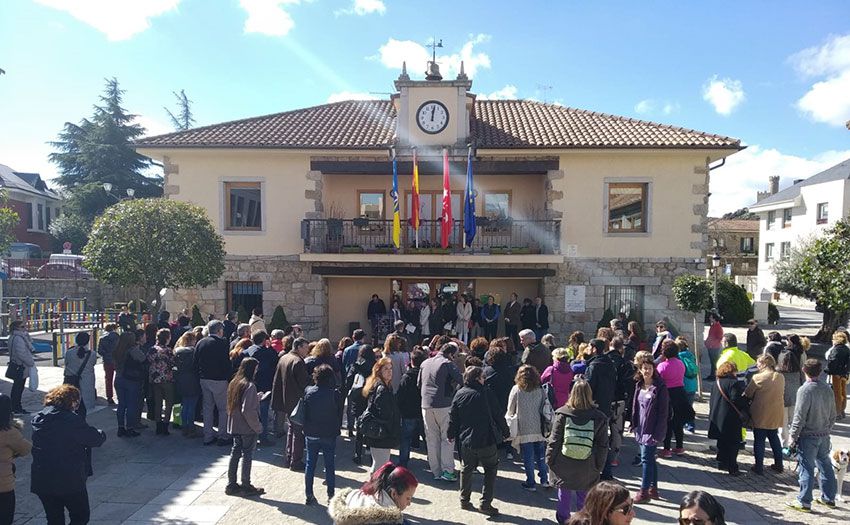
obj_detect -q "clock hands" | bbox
[430,105,436,121]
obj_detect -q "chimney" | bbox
[769,175,779,195]
[793,179,804,185]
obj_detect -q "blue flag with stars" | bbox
[463,148,476,246]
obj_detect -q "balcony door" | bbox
[405,190,462,246]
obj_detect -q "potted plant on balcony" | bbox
[341,244,364,254]
[373,243,395,254]
[489,245,509,255]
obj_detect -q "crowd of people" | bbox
[1,299,848,524]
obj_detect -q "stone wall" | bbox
[4,279,148,310]
[544,257,705,338]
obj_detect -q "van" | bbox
[7,242,42,260]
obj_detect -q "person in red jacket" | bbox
[704,312,724,381]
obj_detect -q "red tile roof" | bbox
[136,99,741,150]
[707,218,760,232]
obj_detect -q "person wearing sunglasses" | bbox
[566,481,634,525]
[679,490,726,525]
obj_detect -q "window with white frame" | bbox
[767,211,776,230]
[817,202,828,225]
[740,236,754,253]
[782,208,792,228]
[780,241,791,260]
[765,243,774,261]
[606,182,648,233]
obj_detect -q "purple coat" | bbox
[630,378,669,446]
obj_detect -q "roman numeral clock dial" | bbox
[416,100,449,134]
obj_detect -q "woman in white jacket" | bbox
[8,321,35,414]
[456,295,472,345]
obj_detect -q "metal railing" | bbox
[301,218,561,255]
[2,258,92,280]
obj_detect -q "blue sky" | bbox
[1,0,849,215]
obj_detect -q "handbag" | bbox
[357,409,388,440]
[64,349,92,388]
[716,379,752,429]
[5,362,24,381]
[540,393,554,437]
[290,398,306,427]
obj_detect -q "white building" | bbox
[749,158,850,294]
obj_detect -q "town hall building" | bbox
[135,60,742,340]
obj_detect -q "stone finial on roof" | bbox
[456,61,468,80]
[398,61,410,82]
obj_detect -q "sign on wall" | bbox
[565,285,586,312]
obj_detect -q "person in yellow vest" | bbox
[716,334,755,376]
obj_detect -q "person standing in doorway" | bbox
[271,337,310,471]
[533,297,549,343]
[503,293,522,354]
[481,296,500,341]
[456,295,472,345]
[97,324,119,406]
[704,313,724,380]
[195,320,233,446]
[367,294,387,344]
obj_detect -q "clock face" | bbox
[416,100,449,134]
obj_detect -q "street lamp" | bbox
[711,253,721,309]
[102,183,135,200]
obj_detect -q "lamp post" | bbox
[711,253,721,309]
[102,183,135,200]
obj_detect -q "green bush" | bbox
[716,278,754,325]
[768,303,780,325]
[237,304,249,324]
[267,305,289,332]
[597,308,615,330]
[191,305,205,327]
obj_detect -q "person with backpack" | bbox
[675,336,699,433]
[224,357,265,497]
[506,365,553,492]
[545,379,608,524]
[346,345,375,462]
[605,337,634,471]
[396,349,426,468]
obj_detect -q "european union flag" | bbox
[463,148,476,246]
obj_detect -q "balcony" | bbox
[301,218,561,255]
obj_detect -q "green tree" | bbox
[715,278,753,325]
[48,213,90,253]
[267,305,289,332]
[191,305,205,327]
[0,190,20,254]
[165,89,195,131]
[83,199,225,311]
[774,219,850,340]
[672,274,713,314]
[49,78,162,200]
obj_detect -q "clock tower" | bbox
[392,59,474,149]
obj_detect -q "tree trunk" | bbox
[814,308,849,343]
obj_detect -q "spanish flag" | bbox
[411,149,420,232]
[391,154,400,248]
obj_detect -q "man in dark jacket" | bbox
[241,330,279,445]
[194,320,232,446]
[745,319,767,360]
[397,349,426,467]
[503,293,522,354]
[520,329,551,373]
[223,311,238,341]
[448,366,508,517]
[533,297,549,342]
[271,337,310,470]
[97,324,119,405]
[606,338,635,475]
[367,294,387,343]
[584,338,618,479]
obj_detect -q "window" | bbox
[782,208,792,228]
[226,281,263,314]
[780,241,791,260]
[817,202,828,224]
[767,211,776,230]
[603,285,644,324]
[46,207,51,229]
[742,262,750,270]
[36,204,44,231]
[606,183,647,233]
[483,192,511,220]
[740,237,754,253]
[225,182,262,230]
[764,243,774,261]
[25,203,33,229]
[357,191,386,232]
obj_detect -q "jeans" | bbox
[0,489,14,525]
[181,396,199,428]
[460,444,499,505]
[753,428,783,470]
[797,434,837,506]
[639,444,657,491]
[305,436,336,499]
[10,370,25,412]
[36,489,90,525]
[519,441,548,486]
[285,417,305,467]
[422,407,455,475]
[706,346,721,378]
[228,433,257,486]
[259,397,271,439]
[200,379,229,441]
[398,418,420,467]
[115,376,141,428]
[103,363,115,400]
[556,489,586,523]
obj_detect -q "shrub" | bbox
[191,305,205,327]
[267,305,289,332]
[597,308,615,330]
[716,278,753,325]
[236,304,249,324]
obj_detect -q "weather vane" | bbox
[427,38,443,64]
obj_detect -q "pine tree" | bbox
[267,305,289,332]
[191,305,205,327]
[165,89,195,131]
[49,78,162,198]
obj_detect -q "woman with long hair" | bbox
[708,361,747,476]
[679,490,726,525]
[382,334,409,393]
[328,461,418,524]
[546,380,608,524]
[507,365,551,491]
[566,331,585,361]
[306,338,342,387]
[566,481,635,525]
[225,357,264,497]
[630,355,668,503]
[346,344,376,460]
[361,357,400,473]
[174,331,202,438]
[0,393,31,525]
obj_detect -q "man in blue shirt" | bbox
[481,295,501,341]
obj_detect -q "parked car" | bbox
[36,262,92,279]
[0,260,31,279]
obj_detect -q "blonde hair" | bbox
[833,332,848,345]
[757,353,776,370]
[311,338,333,359]
[578,343,593,360]
[363,357,392,398]
[552,347,570,363]
[800,336,811,352]
[566,379,596,410]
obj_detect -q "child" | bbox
[225,358,265,497]
[676,336,699,432]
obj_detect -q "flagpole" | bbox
[413,148,419,249]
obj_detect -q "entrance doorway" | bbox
[391,279,476,309]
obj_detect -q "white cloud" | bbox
[702,76,745,116]
[708,145,850,216]
[661,102,680,115]
[239,0,303,37]
[634,99,679,116]
[336,0,386,16]
[791,34,850,126]
[34,0,179,41]
[326,91,379,103]
[634,99,653,114]
[135,115,172,137]
[478,85,518,100]
[375,34,492,79]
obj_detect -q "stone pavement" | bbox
[1,354,848,524]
